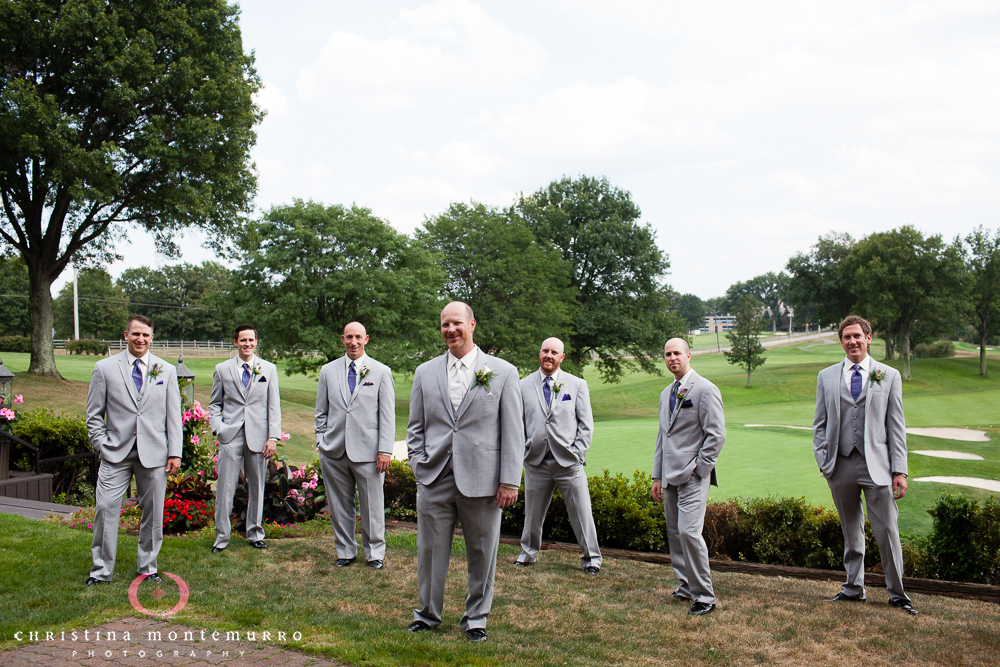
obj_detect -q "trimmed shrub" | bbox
[0,335,31,353]
[9,408,95,504]
[65,339,109,355]
[915,341,955,358]
[927,494,1000,585]
[167,472,215,502]
[384,459,417,521]
[232,459,325,530]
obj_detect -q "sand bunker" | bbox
[912,450,985,461]
[906,427,989,442]
[745,424,812,431]
[913,477,1000,493]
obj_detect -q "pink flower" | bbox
[14,394,23,405]
[190,435,200,446]
[0,408,15,421]
[280,432,291,441]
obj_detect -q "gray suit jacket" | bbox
[209,356,282,452]
[521,370,593,467]
[653,370,725,487]
[812,359,907,486]
[407,348,525,497]
[315,355,395,462]
[86,351,183,467]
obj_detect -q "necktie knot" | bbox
[852,364,860,373]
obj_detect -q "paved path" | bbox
[0,496,80,520]
[0,617,341,666]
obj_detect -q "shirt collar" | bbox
[347,353,367,370]
[448,346,478,370]
[540,367,561,383]
[238,354,257,368]
[844,355,872,374]
[673,368,694,386]
[127,350,150,367]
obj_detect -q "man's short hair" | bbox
[837,315,872,339]
[232,323,258,341]
[126,315,153,332]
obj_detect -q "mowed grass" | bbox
[2,513,999,666]
[4,343,999,535]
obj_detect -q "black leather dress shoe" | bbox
[584,565,600,574]
[513,560,531,567]
[145,573,162,583]
[826,592,866,602]
[689,601,716,615]
[368,560,384,570]
[406,621,432,633]
[83,577,105,587]
[335,558,356,567]
[671,591,692,602]
[889,598,919,615]
[212,546,226,553]
[248,540,268,549]
[465,628,488,642]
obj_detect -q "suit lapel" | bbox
[533,371,550,415]
[832,362,845,421]
[435,355,455,423]
[230,357,248,400]
[864,360,878,413]
[246,359,258,400]
[117,353,140,409]
[348,359,364,406]
[138,354,159,407]
[667,372,696,430]
[455,350,488,421]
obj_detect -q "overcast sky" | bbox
[78,0,1000,301]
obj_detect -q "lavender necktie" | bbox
[669,380,680,413]
[242,363,251,388]
[851,365,862,402]
[543,375,552,405]
[348,361,357,394]
[132,359,143,394]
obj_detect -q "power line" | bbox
[0,292,216,311]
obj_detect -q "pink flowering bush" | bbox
[231,459,326,529]
[180,398,214,477]
[0,394,20,431]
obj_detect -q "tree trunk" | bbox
[981,340,989,378]
[746,369,752,387]
[900,324,912,381]
[884,333,894,361]
[27,267,61,378]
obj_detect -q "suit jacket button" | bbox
[453,427,458,432]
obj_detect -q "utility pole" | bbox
[72,265,80,340]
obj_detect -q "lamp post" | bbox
[176,356,196,405]
[0,358,13,410]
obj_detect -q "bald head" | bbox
[440,301,476,358]
[441,301,474,322]
[664,337,690,354]
[539,337,566,375]
[342,321,369,360]
[343,321,367,337]
[663,337,692,380]
[541,337,564,354]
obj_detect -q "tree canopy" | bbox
[418,201,574,373]
[724,272,789,331]
[230,200,443,375]
[518,175,684,383]
[0,255,30,336]
[723,295,768,387]
[118,262,232,341]
[961,227,1000,377]
[0,0,261,376]
[785,233,855,330]
[53,267,127,339]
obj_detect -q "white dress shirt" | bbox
[346,353,368,393]
[670,369,694,412]
[540,367,562,405]
[237,354,257,388]
[126,350,151,389]
[842,354,872,391]
[447,347,479,411]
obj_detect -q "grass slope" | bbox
[2,514,999,666]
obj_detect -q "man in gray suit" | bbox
[813,315,917,615]
[651,338,725,615]
[515,337,601,573]
[406,301,524,643]
[315,321,395,569]
[209,324,282,552]
[84,315,182,586]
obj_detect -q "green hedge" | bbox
[65,339,109,355]
[9,408,95,505]
[0,335,31,353]
[381,464,1000,585]
[915,340,955,358]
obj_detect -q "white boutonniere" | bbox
[148,363,163,380]
[676,386,689,402]
[474,365,499,392]
[359,366,370,380]
[552,381,564,395]
[868,367,885,387]
[251,363,262,377]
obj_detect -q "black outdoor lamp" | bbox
[176,356,196,404]
[0,359,13,410]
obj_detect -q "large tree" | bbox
[845,226,965,380]
[724,272,789,331]
[0,0,261,377]
[517,175,684,383]
[230,200,443,375]
[963,226,1000,377]
[724,295,768,387]
[785,232,856,331]
[53,267,127,339]
[118,262,231,341]
[676,293,707,332]
[418,201,575,373]
[0,254,30,336]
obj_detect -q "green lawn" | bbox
[4,344,999,536]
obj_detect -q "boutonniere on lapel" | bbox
[148,363,164,384]
[868,367,885,387]
[251,363,262,378]
[552,381,564,395]
[359,366,370,381]
[474,365,499,393]
[676,386,694,408]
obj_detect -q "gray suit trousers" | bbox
[214,428,265,548]
[414,468,501,631]
[517,459,602,568]
[664,472,715,604]
[318,453,386,562]
[827,449,908,601]
[90,447,167,580]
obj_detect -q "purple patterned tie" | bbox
[242,363,251,388]
[851,365,862,402]
[669,380,680,412]
[348,361,357,394]
[132,359,143,394]
[543,376,552,405]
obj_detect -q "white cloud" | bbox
[254,84,290,123]
[768,171,820,195]
[296,0,547,109]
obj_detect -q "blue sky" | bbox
[77,0,1000,300]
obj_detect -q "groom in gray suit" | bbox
[515,337,601,572]
[84,315,182,586]
[651,338,725,615]
[209,324,282,552]
[315,321,395,570]
[813,315,917,615]
[406,301,524,643]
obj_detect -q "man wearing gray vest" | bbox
[813,315,917,615]
[515,337,601,573]
[84,315,182,586]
